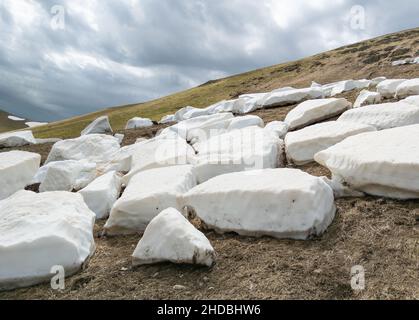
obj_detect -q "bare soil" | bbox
[1,100,418,300]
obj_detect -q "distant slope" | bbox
[0,109,27,133]
[33,27,419,139]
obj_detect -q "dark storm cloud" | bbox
[0,0,418,121]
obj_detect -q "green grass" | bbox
[31,27,419,139]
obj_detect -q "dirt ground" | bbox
[1,100,418,300]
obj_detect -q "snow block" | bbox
[395,78,419,99]
[0,151,41,200]
[264,121,288,139]
[285,98,351,130]
[353,90,382,108]
[0,131,36,148]
[314,124,419,199]
[227,115,264,131]
[262,87,324,108]
[79,171,122,219]
[38,160,97,192]
[125,117,153,130]
[105,165,197,235]
[123,137,196,184]
[285,121,376,165]
[377,79,406,98]
[181,168,336,239]
[0,191,95,291]
[338,102,419,130]
[45,134,120,165]
[132,208,215,267]
[81,116,113,135]
[193,127,284,183]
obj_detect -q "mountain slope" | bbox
[0,109,27,133]
[32,27,419,139]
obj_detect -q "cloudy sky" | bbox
[0,0,418,121]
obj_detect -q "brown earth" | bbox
[1,97,418,300]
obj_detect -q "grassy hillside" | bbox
[32,27,419,139]
[0,109,27,133]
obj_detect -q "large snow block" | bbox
[38,160,97,192]
[105,165,197,235]
[377,79,406,98]
[264,121,288,139]
[79,171,122,219]
[45,134,120,165]
[132,208,215,267]
[262,88,324,108]
[193,127,284,183]
[81,116,113,135]
[0,151,41,200]
[403,95,419,107]
[125,117,153,130]
[285,121,376,165]
[0,131,36,148]
[123,137,196,184]
[285,98,351,130]
[330,79,371,96]
[181,169,336,240]
[395,78,419,99]
[338,102,419,130]
[0,191,95,291]
[227,115,264,131]
[353,90,382,108]
[160,113,234,143]
[314,125,419,199]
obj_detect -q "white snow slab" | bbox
[0,151,41,201]
[45,134,120,165]
[330,79,371,96]
[207,99,246,115]
[114,133,124,144]
[8,115,25,121]
[160,113,234,143]
[0,190,95,291]
[159,114,176,124]
[38,160,97,192]
[174,106,195,122]
[193,126,284,183]
[403,95,419,107]
[285,98,351,130]
[285,121,376,165]
[182,107,211,120]
[262,87,324,108]
[337,101,419,130]
[315,125,419,199]
[125,117,153,130]
[395,78,419,98]
[79,171,122,219]
[264,121,288,139]
[105,165,197,235]
[181,169,336,240]
[25,122,48,128]
[81,116,113,135]
[98,141,147,174]
[132,208,215,267]
[377,79,406,98]
[371,77,387,86]
[0,131,36,148]
[123,137,196,184]
[353,90,382,108]
[227,115,264,131]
